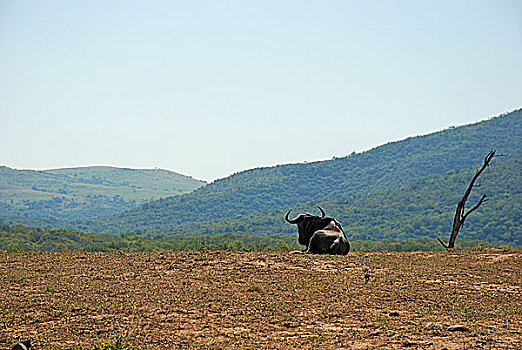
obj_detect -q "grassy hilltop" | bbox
[0,166,205,220]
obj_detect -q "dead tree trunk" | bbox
[437,150,496,251]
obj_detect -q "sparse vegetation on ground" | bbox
[1,249,521,349]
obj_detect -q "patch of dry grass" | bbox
[1,248,521,349]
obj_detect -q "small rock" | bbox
[448,324,469,332]
[425,322,443,331]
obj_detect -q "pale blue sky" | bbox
[1,0,521,181]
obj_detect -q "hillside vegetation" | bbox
[89,109,521,238]
[0,224,297,252]
[0,166,205,220]
[168,156,520,245]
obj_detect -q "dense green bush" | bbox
[0,224,300,252]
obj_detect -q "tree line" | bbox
[1,224,510,253]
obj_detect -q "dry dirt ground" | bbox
[1,248,521,349]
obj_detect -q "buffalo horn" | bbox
[317,206,326,218]
[285,209,302,224]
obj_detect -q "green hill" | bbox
[88,109,521,235]
[0,166,205,220]
[168,155,520,245]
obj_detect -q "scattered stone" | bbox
[448,324,470,332]
[424,322,443,331]
[389,311,400,317]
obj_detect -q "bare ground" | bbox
[1,248,521,349]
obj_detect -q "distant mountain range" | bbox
[1,109,521,246]
[0,166,205,220]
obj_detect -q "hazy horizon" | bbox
[2,106,518,182]
[2,1,521,181]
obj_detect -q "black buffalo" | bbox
[285,206,350,255]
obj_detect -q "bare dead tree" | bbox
[437,150,498,251]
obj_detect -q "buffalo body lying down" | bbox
[285,206,350,255]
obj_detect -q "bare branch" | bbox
[459,151,495,206]
[462,194,488,224]
[442,150,496,250]
[437,237,448,249]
